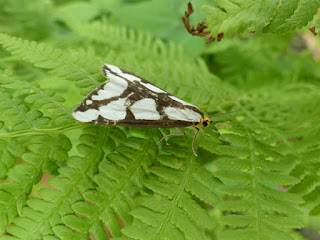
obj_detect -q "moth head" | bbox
[201,116,212,127]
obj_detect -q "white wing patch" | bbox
[105,64,122,74]
[169,96,194,106]
[140,82,165,93]
[99,98,127,120]
[131,98,160,120]
[91,77,127,101]
[73,98,128,122]
[73,109,99,122]
[164,107,201,122]
[118,72,141,82]
[105,65,165,93]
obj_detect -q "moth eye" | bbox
[203,121,208,127]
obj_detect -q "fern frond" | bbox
[0,33,103,94]
[268,0,320,34]
[0,139,23,179]
[199,119,304,240]
[2,127,112,239]
[0,69,74,125]
[0,70,76,235]
[80,128,163,238]
[3,127,168,239]
[230,86,320,218]
[289,149,320,216]
[202,0,320,38]
[0,131,72,236]
[0,89,50,131]
[121,136,219,240]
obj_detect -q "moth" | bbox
[73,64,214,156]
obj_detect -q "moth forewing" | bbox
[73,64,213,156]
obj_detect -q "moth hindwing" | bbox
[73,64,214,156]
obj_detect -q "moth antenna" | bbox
[208,109,242,118]
[211,124,239,160]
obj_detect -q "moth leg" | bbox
[158,128,185,147]
[201,127,210,136]
[192,127,200,156]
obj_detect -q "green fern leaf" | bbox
[0,139,23,179]
[0,133,72,236]
[0,90,50,131]
[0,33,103,94]
[270,0,320,33]
[202,0,320,38]
[121,138,219,239]
[0,69,74,125]
[199,118,305,239]
[3,127,111,239]
[263,0,300,32]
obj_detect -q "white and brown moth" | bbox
[73,64,214,156]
